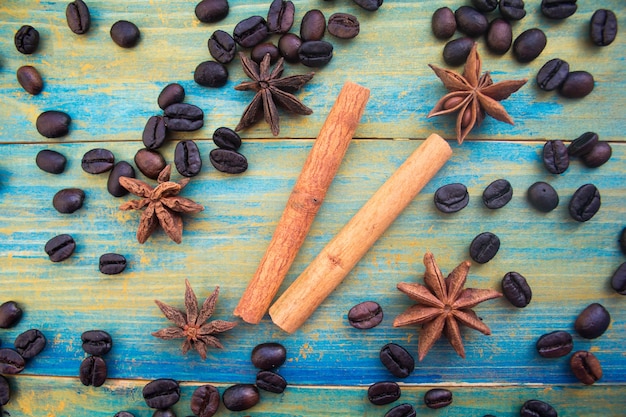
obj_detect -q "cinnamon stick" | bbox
[269,133,452,333]
[234,81,371,324]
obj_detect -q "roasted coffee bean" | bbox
[251,342,286,369]
[559,71,594,99]
[432,7,456,40]
[251,43,280,64]
[300,9,326,41]
[143,116,168,150]
[568,184,600,222]
[194,60,228,88]
[501,271,532,308]
[424,388,452,409]
[79,355,107,387]
[367,381,401,405]
[233,16,269,48]
[175,140,202,177]
[455,6,488,37]
[442,37,474,66]
[472,0,498,13]
[134,148,166,179]
[328,13,359,39]
[36,149,67,174]
[541,0,577,20]
[209,148,248,174]
[195,0,229,23]
[143,378,181,409]
[36,110,71,138]
[298,40,333,67]
[486,19,512,55]
[384,403,416,417]
[527,181,559,212]
[434,183,469,213]
[520,399,557,417]
[568,132,598,156]
[379,343,414,378]
[469,232,500,264]
[590,9,618,47]
[14,329,46,359]
[581,141,612,168]
[620,228,626,256]
[513,28,547,63]
[114,412,135,417]
[610,262,626,295]
[0,349,25,374]
[53,188,85,214]
[152,409,176,417]
[213,127,241,150]
[17,65,44,95]
[500,0,526,21]
[81,330,113,355]
[164,103,204,132]
[66,0,91,34]
[107,161,135,197]
[353,0,383,12]
[536,330,573,358]
[15,25,39,54]
[0,301,22,329]
[542,140,569,174]
[537,58,570,91]
[208,30,237,64]
[483,179,513,209]
[348,300,383,329]
[99,253,127,275]
[278,33,302,63]
[110,20,140,48]
[158,83,185,110]
[82,148,115,174]
[191,384,220,417]
[0,375,9,406]
[575,302,610,339]
[45,233,76,262]
[267,0,295,34]
[570,351,602,385]
[256,370,287,393]
[222,384,259,411]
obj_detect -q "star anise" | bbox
[152,279,237,360]
[118,165,203,244]
[393,252,502,361]
[427,43,527,144]
[235,52,315,136]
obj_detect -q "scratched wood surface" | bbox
[0,1,625,416]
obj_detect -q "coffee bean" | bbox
[0,375,9,406]
[79,355,107,387]
[541,0,577,20]
[164,103,204,132]
[455,6,488,37]
[568,183,600,222]
[66,0,91,34]
[424,388,452,409]
[353,0,383,12]
[175,140,202,177]
[194,61,228,88]
[379,343,414,378]
[536,58,570,91]
[45,234,76,262]
[99,253,127,275]
[367,381,401,405]
[53,188,85,214]
[513,28,547,63]
[610,262,626,295]
[575,302,610,339]
[82,148,115,174]
[14,25,39,54]
[208,30,237,64]
[432,7,457,40]
[620,228,626,256]
[442,37,475,66]
[536,330,573,358]
[36,110,71,138]
[486,19,512,55]
[559,70,594,99]
[300,9,326,41]
[110,20,140,48]
[277,33,302,63]
[143,116,168,150]
[251,342,286,370]
[233,16,269,48]
[469,232,500,264]
[0,301,22,329]
[256,370,287,393]
[568,132,598,156]
[590,9,618,47]
[134,148,165,179]
[143,378,181,409]
[472,0,498,13]
[298,40,333,67]
[158,83,185,110]
[213,127,241,150]
[107,161,135,197]
[14,329,46,359]
[501,271,532,308]
[114,412,135,417]
[267,0,295,34]
[222,384,259,411]
[209,148,248,174]
[251,43,280,64]
[570,351,602,385]
[581,141,611,168]
[500,0,526,21]
[195,0,229,23]
[0,349,25,375]
[36,149,67,174]
[384,403,416,417]
[81,330,112,356]
[328,13,359,39]
[542,140,569,174]
[520,399,557,417]
[17,65,44,95]
[152,409,176,417]
[483,179,513,209]
[434,183,469,213]
[527,181,559,212]
[190,384,220,417]
[348,300,383,329]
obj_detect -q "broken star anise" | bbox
[118,165,203,244]
[427,43,527,144]
[152,279,237,360]
[393,252,502,361]
[235,52,315,136]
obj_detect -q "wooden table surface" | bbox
[1,1,625,416]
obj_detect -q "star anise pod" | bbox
[427,43,527,144]
[118,165,203,244]
[235,52,314,136]
[152,279,237,360]
[393,252,502,361]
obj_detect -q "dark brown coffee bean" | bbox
[611,262,626,295]
[527,181,559,212]
[36,110,71,138]
[110,20,140,48]
[82,148,115,174]
[158,83,185,110]
[570,350,602,385]
[424,388,452,409]
[53,188,85,214]
[536,58,570,91]
[208,30,237,64]
[367,381,400,405]
[432,7,457,39]
[499,0,526,21]
[298,40,333,67]
[213,127,241,150]
[379,343,414,378]
[195,0,229,23]
[590,9,618,47]
[300,9,326,41]
[190,384,220,417]
[384,403,416,417]
[267,0,295,34]
[455,6,488,37]
[541,0,577,20]
[107,161,135,197]
[442,37,474,66]
[99,253,127,275]
[483,179,513,209]
[45,234,76,262]
[434,183,469,213]
[251,43,280,64]
[472,0,498,13]
[536,330,573,358]
[278,33,302,63]
[542,140,569,174]
[621,228,626,255]
[134,149,166,179]
[353,0,383,12]
[194,60,228,88]
[559,71,594,99]
[143,378,181,409]
[152,409,176,417]
[328,13,359,39]
[79,355,107,387]
[501,271,532,308]
[581,141,612,168]
[15,25,39,54]
[17,65,44,95]
[164,103,204,132]
[513,28,547,63]
[568,183,600,222]
[256,370,287,393]
[175,140,202,177]
[209,148,248,174]
[0,348,25,374]
[568,132,598,156]
[469,232,500,264]
[222,384,259,411]
[486,18,512,55]
[36,149,67,174]
[66,0,91,34]
[348,300,383,329]
[81,330,113,355]
[0,375,9,406]
[143,116,168,150]
[520,399,557,417]
[14,329,46,359]
[0,301,22,329]
[251,342,286,370]
[575,302,610,339]
[233,16,269,48]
